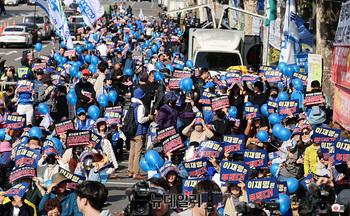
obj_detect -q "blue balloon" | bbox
[179,79,184,90]
[285,177,299,193]
[35,43,42,52]
[218,208,224,215]
[91,56,99,65]
[292,65,300,73]
[73,61,80,67]
[82,22,86,27]
[38,103,50,115]
[145,40,150,47]
[0,129,6,141]
[279,127,291,141]
[272,124,284,137]
[69,66,78,77]
[257,130,269,142]
[62,57,67,63]
[151,45,158,53]
[128,14,131,17]
[156,41,161,46]
[86,43,93,50]
[276,193,291,215]
[154,71,164,81]
[270,163,280,176]
[85,54,91,63]
[138,46,143,52]
[145,150,161,167]
[278,62,287,70]
[29,127,42,139]
[50,137,62,152]
[186,60,194,68]
[175,63,183,69]
[140,157,150,172]
[110,34,113,39]
[60,41,65,48]
[66,92,77,105]
[165,64,174,72]
[108,90,118,103]
[69,88,75,93]
[284,65,295,77]
[184,140,190,147]
[88,105,100,121]
[269,113,281,125]
[228,106,237,118]
[181,78,193,92]
[261,104,269,117]
[54,53,61,61]
[125,68,133,76]
[156,62,163,69]
[278,91,289,101]
[292,78,303,91]
[157,157,164,168]
[278,82,283,89]
[88,64,96,74]
[149,165,158,171]
[98,94,108,107]
[76,45,83,54]
[93,34,98,40]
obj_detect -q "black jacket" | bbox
[0,202,35,216]
[75,79,96,103]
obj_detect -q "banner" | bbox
[335,140,350,165]
[4,183,29,198]
[162,134,184,154]
[90,132,102,149]
[67,0,105,28]
[55,119,75,136]
[14,146,40,168]
[9,167,36,183]
[223,135,245,153]
[33,63,47,71]
[242,74,260,83]
[16,80,34,94]
[312,126,341,144]
[293,72,308,87]
[58,167,86,190]
[319,140,335,161]
[246,177,278,203]
[267,100,278,114]
[334,84,350,131]
[66,130,91,147]
[268,151,280,161]
[277,99,299,118]
[104,106,123,125]
[225,72,241,84]
[42,140,58,156]
[157,126,177,141]
[183,158,208,177]
[150,127,159,143]
[304,92,324,106]
[220,161,249,183]
[197,140,224,159]
[245,105,260,120]
[259,70,282,83]
[64,50,75,57]
[277,181,289,195]
[173,70,191,79]
[201,92,218,106]
[300,174,315,190]
[211,95,230,111]
[6,115,26,130]
[173,59,185,67]
[168,78,182,89]
[243,150,268,169]
[52,73,61,86]
[265,0,277,26]
[183,177,209,196]
[159,163,179,177]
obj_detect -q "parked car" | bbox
[67,22,84,40]
[22,15,53,39]
[0,26,33,48]
[65,9,81,19]
[27,0,35,5]
[4,0,19,6]
[16,23,42,43]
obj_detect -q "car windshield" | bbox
[4,28,23,32]
[68,23,83,32]
[23,17,44,23]
[195,52,242,71]
[17,24,36,31]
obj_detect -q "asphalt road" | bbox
[1,1,163,214]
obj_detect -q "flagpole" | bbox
[265,24,270,65]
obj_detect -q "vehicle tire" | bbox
[0,43,3,48]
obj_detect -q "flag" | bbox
[265,0,276,26]
[139,8,144,21]
[75,0,105,28]
[47,0,73,49]
[35,0,49,15]
[279,0,300,64]
[40,113,53,129]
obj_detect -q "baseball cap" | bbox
[77,108,86,115]
[203,82,215,89]
[21,74,29,80]
[82,69,89,76]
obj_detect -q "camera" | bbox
[124,180,164,216]
[235,199,280,216]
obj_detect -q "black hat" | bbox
[42,73,52,83]
[104,73,112,81]
[50,60,58,66]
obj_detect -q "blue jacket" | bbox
[291,90,304,109]
[74,166,101,182]
[77,118,95,130]
[123,57,135,73]
[164,160,189,179]
[303,92,330,127]
[39,191,83,216]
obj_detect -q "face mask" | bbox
[289,124,296,131]
[302,137,311,143]
[271,94,278,98]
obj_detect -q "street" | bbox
[0,1,162,214]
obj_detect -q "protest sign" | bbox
[246,177,278,203]
[334,84,350,131]
[168,78,182,89]
[9,167,36,183]
[312,126,341,144]
[183,158,208,177]
[42,140,58,156]
[223,135,245,153]
[52,73,61,86]
[173,58,185,67]
[277,181,289,195]
[159,163,179,177]
[268,151,280,161]
[33,63,46,71]
[242,74,260,82]
[200,92,218,106]
[245,105,260,120]
[104,106,123,125]
[304,92,324,106]
[6,114,26,130]
[267,100,278,114]
[39,55,50,63]
[66,130,91,147]
[197,140,224,159]
[157,126,177,141]
[55,119,74,136]
[150,127,159,143]
[220,161,249,183]
[293,72,308,87]
[16,80,34,94]
[243,150,268,169]
[183,177,209,196]
[64,50,75,57]
[4,183,29,198]
[106,41,115,49]
[277,100,299,118]
[300,174,315,190]
[335,140,350,165]
[91,132,102,149]
[211,95,230,111]
[14,146,40,168]
[259,66,276,71]
[162,134,184,154]
[58,167,86,190]
[225,72,242,84]
[319,141,335,160]
[259,70,282,83]
[173,70,191,79]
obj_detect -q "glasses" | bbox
[301,131,310,136]
[78,113,86,116]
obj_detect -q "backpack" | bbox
[122,103,141,137]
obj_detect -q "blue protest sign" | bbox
[182,177,209,196]
[259,66,276,71]
[319,141,335,161]
[42,140,58,156]
[150,127,159,143]
[300,174,315,190]
[242,74,260,83]
[16,80,34,94]
[293,72,308,87]
[197,140,224,159]
[335,140,350,165]
[277,100,299,118]
[246,177,278,203]
[243,150,268,169]
[104,106,123,126]
[51,73,61,86]
[223,135,245,153]
[267,100,278,114]
[312,126,341,144]
[225,72,242,84]
[220,161,249,184]
[91,132,102,150]
[259,70,283,84]
[4,183,29,198]
[6,114,26,130]
[58,167,86,190]
[183,158,208,177]
[277,181,289,196]
[159,163,179,177]
[268,151,280,161]
[14,146,40,168]
[245,105,260,120]
[173,58,185,67]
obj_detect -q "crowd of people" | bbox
[0,2,348,216]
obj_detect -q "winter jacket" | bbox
[0,202,35,216]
